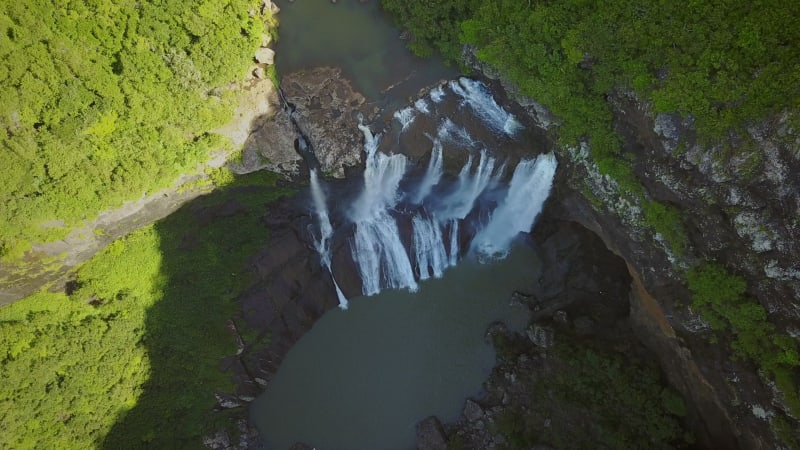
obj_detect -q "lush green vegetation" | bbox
[1,0,276,260]
[688,263,800,419]
[383,0,799,143]
[491,339,692,450]
[0,171,290,449]
[381,0,798,252]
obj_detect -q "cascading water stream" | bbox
[471,153,557,260]
[449,77,522,136]
[409,138,443,205]
[309,169,349,309]
[350,122,418,295]
[308,80,556,300]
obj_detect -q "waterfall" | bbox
[437,150,497,221]
[449,78,522,136]
[350,123,417,295]
[438,118,475,148]
[310,169,333,264]
[393,106,416,131]
[429,85,445,103]
[414,98,430,114]
[471,153,557,260]
[308,79,556,301]
[309,169,350,309]
[448,219,459,266]
[412,215,449,280]
[409,139,443,205]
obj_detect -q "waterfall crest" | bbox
[449,78,522,136]
[393,107,416,131]
[409,139,443,205]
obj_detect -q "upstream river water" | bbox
[251,2,548,449]
[272,0,456,108]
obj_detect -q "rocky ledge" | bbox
[233,67,370,179]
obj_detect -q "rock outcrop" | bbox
[234,67,368,180]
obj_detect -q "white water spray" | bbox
[412,215,449,280]
[438,118,476,148]
[393,107,416,131]
[414,98,430,114]
[409,139,443,205]
[309,169,350,309]
[429,85,445,103]
[449,78,522,136]
[438,150,497,221]
[471,153,557,260]
[350,123,417,295]
[448,219,459,266]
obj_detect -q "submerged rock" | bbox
[415,416,448,450]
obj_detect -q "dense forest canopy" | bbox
[0,172,288,448]
[383,0,800,161]
[0,0,273,260]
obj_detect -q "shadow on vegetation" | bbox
[102,172,291,448]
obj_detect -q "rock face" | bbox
[281,67,366,178]
[280,67,368,178]
[234,67,368,180]
[226,195,357,397]
[416,416,448,450]
[254,47,275,65]
[470,54,800,448]
[215,77,279,149]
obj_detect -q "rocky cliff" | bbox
[474,58,800,448]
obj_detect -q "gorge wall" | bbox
[473,57,799,448]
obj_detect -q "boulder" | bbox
[527,324,554,348]
[254,48,275,65]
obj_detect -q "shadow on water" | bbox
[102,172,291,448]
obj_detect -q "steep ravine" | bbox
[201,73,696,449]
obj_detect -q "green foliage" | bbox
[1,0,271,261]
[687,263,800,421]
[266,64,280,88]
[641,200,688,256]
[381,0,480,60]
[1,172,291,449]
[553,345,689,449]
[494,342,691,449]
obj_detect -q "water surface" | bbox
[274,0,457,107]
[250,243,541,450]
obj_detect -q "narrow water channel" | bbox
[250,243,540,449]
